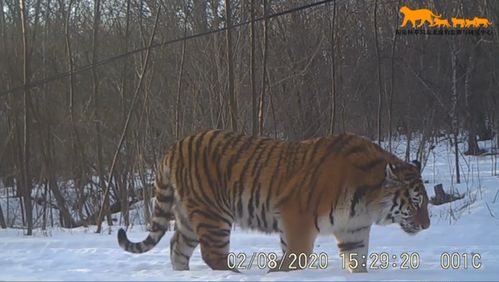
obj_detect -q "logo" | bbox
[397,6,493,36]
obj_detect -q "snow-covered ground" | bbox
[1,138,499,281]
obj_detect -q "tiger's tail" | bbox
[117,163,174,253]
[431,11,442,18]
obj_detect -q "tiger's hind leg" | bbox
[170,202,199,270]
[190,209,234,271]
[170,229,199,270]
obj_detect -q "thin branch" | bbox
[95,5,162,234]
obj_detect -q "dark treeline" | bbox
[0,0,498,233]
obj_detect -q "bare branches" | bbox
[0,0,497,231]
[95,5,162,234]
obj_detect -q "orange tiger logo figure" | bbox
[465,18,478,28]
[430,18,451,28]
[472,17,492,27]
[400,6,442,28]
[452,17,466,28]
[118,130,430,273]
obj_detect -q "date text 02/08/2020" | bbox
[226,252,482,271]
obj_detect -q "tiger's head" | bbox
[399,6,411,15]
[377,160,430,235]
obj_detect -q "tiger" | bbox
[399,6,442,28]
[465,18,478,28]
[452,17,466,28]
[472,17,492,28]
[117,130,430,273]
[430,18,451,28]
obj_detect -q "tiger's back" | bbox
[118,130,430,272]
[165,130,303,233]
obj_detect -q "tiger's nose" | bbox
[420,221,430,230]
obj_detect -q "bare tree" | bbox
[464,44,481,156]
[374,0,383,145]
[225,0,238,131]
[258,0,269,136]
[387,0,401,152]
[450,42,461,184]
[328,0,337,135]
[19,0,33,235]
[0,203,6,228]
[90,0,112,226]
[175,2,189,139]
[0,0,496,231]
[0,0,5,41]
[250,0,257,136]
[95,4,162,234]
[119,0,132,228]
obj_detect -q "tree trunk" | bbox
[192,0,208,33]
[91,0,111,227]
[0,0,6,43]
[0,0,5,156]
[258,0,268,136]
[374,0,383,145]
[464,49,481,155]
[91,0,102,178]
[328,0,337,135]
[95,5,161,233]
[405,129,412,162]
[250,0,257,136]
[29,73,75,228]
[450,44,460,184]
[388,0,401,152]
[0,203,6,228]
[119,0,132,228]
[62,0,86,226]
[19,0,33,236]
[225,0,237,131]
[175,3,188,139]
[466,130,480,155]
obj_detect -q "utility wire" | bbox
[0,0,334,98]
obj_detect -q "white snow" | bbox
[1,138,499,281]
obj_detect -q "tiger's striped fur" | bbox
[118,130,430,272]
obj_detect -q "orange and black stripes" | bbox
[117,129,430,272]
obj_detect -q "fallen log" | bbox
[76,198,141,227]
[430,184,465,205]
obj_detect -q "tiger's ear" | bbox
[411,160,421,171]
[385,163,398,181]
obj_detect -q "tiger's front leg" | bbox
[334,226,371,273]
[268,210,318,272]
